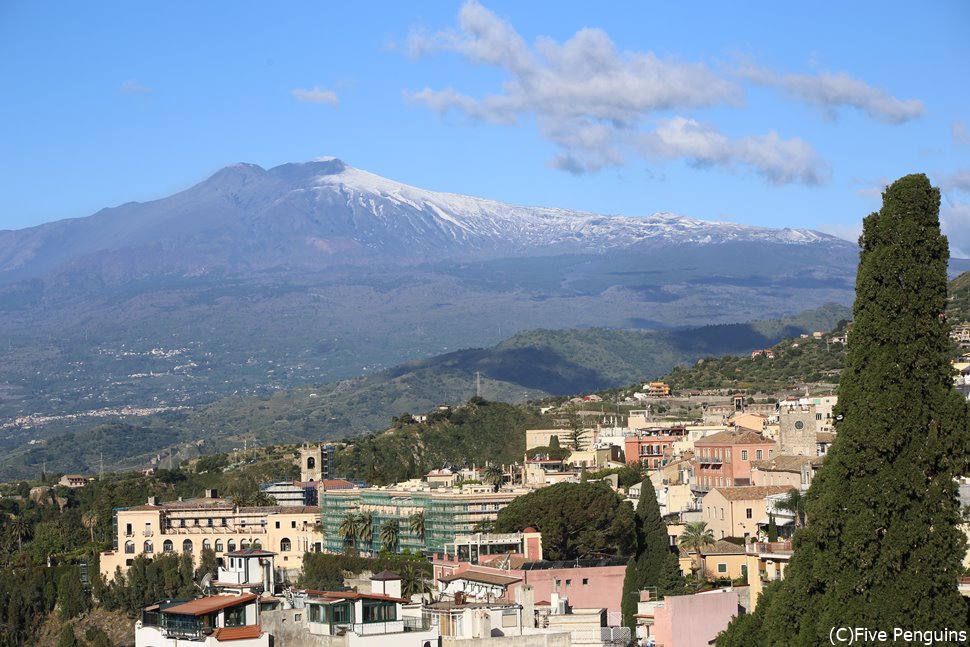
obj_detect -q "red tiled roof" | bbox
[304,590,409,603]
[164,594,257,616]
[212,625,262,641]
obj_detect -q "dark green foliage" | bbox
[298,553,432,591]
[57,570,88,619]
[99,553,197,615]
[767,514,778,542]
[582,464,645,489]
[494,482,635,560]
[56,625,79,647]
[85,625,113,647]
[334,399,539,484]
[718,175,970,645]
[621,479,685,628]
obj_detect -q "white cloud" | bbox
[942,168,970,194]
[292,86,339,106]
[741,65,924,124]
[942,201,970,258]
[953,122,970,147]
[404,2,824,185]
[120,80,152,95]
[637,117,827,185]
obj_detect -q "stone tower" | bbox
[778,407,817,457]
[298,443,334,482]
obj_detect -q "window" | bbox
[280,538,292,552]
[332,603,350,624]
[582,578,588,586]
[183,539,193,553]
[719,508,724,520]
[228,540,236,552]
[741,450,748,461]
[215,539,224,552]
[253,539,262,549]
[224,605,246,628]
[717,563,727,574]
[291,521,297,529]
[125,523,133,537]
[163,540,173,553]
[221,518,227,527]
[363,601,396,623]
[275,521,280,529]
[746,508,753,519]
[203,539,212,551]
[565,579,571,586]
[308,604,324,623]
[144,540,154,554]
[207,518,213,527]
[241,539,251,549]
[554,579,561,589]
[756,450,764,460]
[816,413,823,421]
[125,541,135,554]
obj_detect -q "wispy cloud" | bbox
[404,1,824,185]
[292,86,339,106]
[942,168,970,194]
[120,80,152,95]
[740,65,924,124]
[942,201,970,258]
[953,122,970,147]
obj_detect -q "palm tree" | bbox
[81,511,98,544]
[401,563,432,601]
[408,511,426,541]
[358,513,374,553]
[775,489,807,529]
[678,521,715,579]
[338,512,360,551]
[380,520,400,553]
[482,464,504,492]
[10,517,31,552]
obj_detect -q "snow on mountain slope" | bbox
[0,159,847,283]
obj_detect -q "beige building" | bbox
[750,455,820,488]
[700,540,748,581]
[100,491,321,581]
[702,486,795,540]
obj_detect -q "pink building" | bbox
[638,589,739,647]
[433,555,627,614]
[624,427,688,469]
[694,429,775,491]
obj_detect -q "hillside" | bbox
[947,270,970,323]
[0,304,849,479]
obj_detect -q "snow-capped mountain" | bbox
[0,159,848,283]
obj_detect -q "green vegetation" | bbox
[947,270,970,323]
[718,175,970,645]
[493,482,636,560]
[298,552,431,592]
[333,399,539,485]
[621,479,686,628]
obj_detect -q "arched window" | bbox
[307,457,316,470]
[253,539,262,549]
[125,541,135,554]
[144,540,154,554]
[227,540,236,552]
[215,539,224,552]
[183,539,193,553]
[163,539,173,553]
[240,539,251,549]
[202,539,212,551]
[280,537,291,552]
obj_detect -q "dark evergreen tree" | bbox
[718,174,970,645]
[56,624,79,647]
[57,570,88,619]
[621,478,684,628]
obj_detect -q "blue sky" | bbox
[2,1,969,254]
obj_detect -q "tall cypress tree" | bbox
[621,477,682,628]
[718,174,970,645]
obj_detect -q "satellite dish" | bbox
[197,572,213,592]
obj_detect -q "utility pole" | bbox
[475,372,481,398]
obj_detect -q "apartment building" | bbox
[320,482,532,555]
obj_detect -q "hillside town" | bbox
[74,363,968,647]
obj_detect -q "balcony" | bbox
[749,541,793,556]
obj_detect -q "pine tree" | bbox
[718,174,970,645]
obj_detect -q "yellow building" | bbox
[100,490,321,581]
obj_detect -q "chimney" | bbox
[205,488,218,499]
[147,496,159,506]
